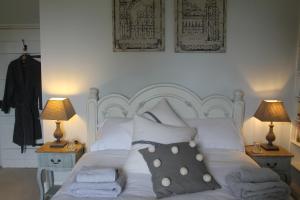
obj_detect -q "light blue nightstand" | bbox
[36,142,84,200]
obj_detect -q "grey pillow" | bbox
[139,142,220,198]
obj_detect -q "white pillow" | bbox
[143,98,187,127]
[124,143,153,174]
[90,118,133,152]
[187,118,245,151]
[133,115,195,143]
[124,116,196,175]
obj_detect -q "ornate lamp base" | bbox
[261,122,279,151]
[261,143,279,151]
[50,120,67,148]
[50,140,67,148]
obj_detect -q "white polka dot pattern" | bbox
[203,174,212,182]
[180,167,188,176]
[153,159,161,168]
[196,153,203,162]
[171,146,179,154]
[189,140,196,148]
[161,177,171,187]
[148,146,155,153]
[138,142,220,198]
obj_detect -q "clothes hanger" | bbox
[21,39,41,59]
[21,39,28,63]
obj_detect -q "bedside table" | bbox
[36,142,84,200]
[245,145,294,184]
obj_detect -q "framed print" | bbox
[113,0,165,52]
[175,0,226,53]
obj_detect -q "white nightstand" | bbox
[36,142,84,200]
[291,161,300,200]
[245,145,294,184]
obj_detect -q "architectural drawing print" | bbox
[113,0,165,52]
[175,0,226,52]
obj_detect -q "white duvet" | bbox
[52,149,268,200]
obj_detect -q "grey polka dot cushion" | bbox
[139,142,220,198]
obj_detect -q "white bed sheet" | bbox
[52,149,289,200]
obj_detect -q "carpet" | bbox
[0,168,39,200]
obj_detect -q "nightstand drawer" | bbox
[38,153,75,169]
[253,157,291,171]
[252,157,292,183]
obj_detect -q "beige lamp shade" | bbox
[40,98,76,121]
[254,100,290,151]
[254,100,290,122]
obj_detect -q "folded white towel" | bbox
[68,173,126,198]
[239,166,280,183]
[71,182,120,191]
[76,167,116,183]
[70,189,120,198]
[226,167,290,200]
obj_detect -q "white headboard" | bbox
[87,83,245,150]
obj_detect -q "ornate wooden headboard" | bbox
[86,83,245,150]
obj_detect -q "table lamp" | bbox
[40,98,76,148]
[254,100,291,151]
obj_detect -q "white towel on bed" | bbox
[68,172,126,198]
[70,188,120,198]
[239,167,281,183]
[76,167,117,183]
[226,167,290,200]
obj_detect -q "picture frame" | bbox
[175,0,226,53]
[113,0,165,52]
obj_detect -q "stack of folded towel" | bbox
[68,167,126,198]
[226,167,290,200]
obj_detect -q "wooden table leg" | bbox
[37,168,45,200]
[46,170,54,190]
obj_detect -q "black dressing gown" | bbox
[1,55,43,152]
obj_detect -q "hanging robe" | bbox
[1,55,43,152]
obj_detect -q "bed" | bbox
[52,83,291,200]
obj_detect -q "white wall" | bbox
[40,0,299,150]
[290,3,300,163]
[0,0,39,25]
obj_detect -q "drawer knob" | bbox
[266,162,277,168]
[50,158,62,164]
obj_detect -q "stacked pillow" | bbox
[91,98,245,151]
[124,99,220,198]
[90,118,133,151]
[123,115,196,174]
[133,115,194,143]
[142,98,187,127]
[190,118,245,152]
